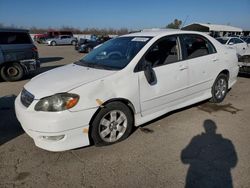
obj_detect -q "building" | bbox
[182,23,243,37]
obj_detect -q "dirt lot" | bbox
[0,44,250,188]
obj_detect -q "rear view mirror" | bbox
[228,42,234,45]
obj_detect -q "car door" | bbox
[60,36,68,44]
[65,36,71,44]
[138,35,189,116]
[181,34,218,98]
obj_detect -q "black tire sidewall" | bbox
[211,74,228,103]
[91,102,133,146]
[0,63,24,81]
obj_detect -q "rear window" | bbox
[183,34,216,59]
[0,32,32,44]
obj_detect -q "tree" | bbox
[166,19,182,29]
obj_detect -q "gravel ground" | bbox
[0,44,250,188]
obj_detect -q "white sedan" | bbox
[216,37,248,56]
[15,30,239,151]
[46,35,77,46]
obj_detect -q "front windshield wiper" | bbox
[74,60,119,70]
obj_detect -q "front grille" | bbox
[21,88,34,107]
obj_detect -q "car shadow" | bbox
[238,72,250,78]
[181,119,238,188]
[39,57,64,64]
[137,100,209,132]
[0,95,24,146]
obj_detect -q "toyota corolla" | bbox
[15,30,239,151]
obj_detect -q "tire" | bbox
[71,40,76,46]
[210,73,228,103]
[51,41,56,46]
[0,62,24,82]
[91,102,133,146]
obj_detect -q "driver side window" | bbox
[145,36,180,68]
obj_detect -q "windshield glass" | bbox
[75,36,152,70]
[216,38,228,44]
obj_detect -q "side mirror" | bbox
[228,42,234,45]
[144,61,156,85]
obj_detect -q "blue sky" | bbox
[0,0,250,30]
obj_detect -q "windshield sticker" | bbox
[132,37,149,42]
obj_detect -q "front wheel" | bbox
[210,74,228,103]
[71,40,76,46]
[51,41,56,46]
[0,62,24,81]
[91,102,133,146]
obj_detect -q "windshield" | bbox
[216,38,228,44]
[75,36,152,70]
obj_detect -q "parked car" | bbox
[0,28,40,81]
[240,36,250,44]
[216,37,248,56]
[34,30,73,44]
[75,36,111,53]
[76,39,101,53]
[15,30,239,151]
[46,35,77,46]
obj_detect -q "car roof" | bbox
[122,29,207,38]
[0,28,29,33]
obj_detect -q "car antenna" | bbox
[181,15,189,30]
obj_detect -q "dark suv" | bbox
[0,28,40,81]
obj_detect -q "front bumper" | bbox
[20,59,40,74]
[15,94,98,152]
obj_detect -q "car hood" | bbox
[24,63,116,99]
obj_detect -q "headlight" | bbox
[35,93,79,112]
[80,44,86,48]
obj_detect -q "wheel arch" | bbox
[89,98,136,126]
[88,98,136,145]
[219,69,230,79]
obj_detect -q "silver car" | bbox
[47,35,77,46]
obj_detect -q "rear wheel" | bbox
[71,40,76,46]
[0,62,24,81]
[210,74,228,103]
[91,102,133,146]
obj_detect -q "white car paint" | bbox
[15,30,239,151]
[216,37,248,56]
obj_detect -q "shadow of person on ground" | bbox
[39,57,64,64]
[0,95,24,145]
[181,120,237,188]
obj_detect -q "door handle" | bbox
[179,65,188,71]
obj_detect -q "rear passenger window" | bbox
[0,32,31,44]
[183,35,216,59]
